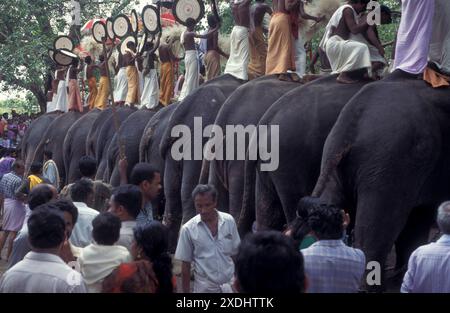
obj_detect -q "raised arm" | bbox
[149,33,162,55]
[194,25,220,39]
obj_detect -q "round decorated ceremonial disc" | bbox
[130,9,139,34]
[173,0,205,26]
[106,18,115,40]
[120,35,137,56]
[54,49,77,66]
[53,35,74,52]
[92,21,107,43]
[113,14,131,39]
[142,5,161,34]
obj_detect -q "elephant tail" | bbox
[238,135,258,236]
[312,143,351,204]
[139,125,154,163]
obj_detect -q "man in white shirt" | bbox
[108,184,142,251]
[69,178,99,247]
[401,201,450,293]
[175,184,241,293]
[0,205,87,293]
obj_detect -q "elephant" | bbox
[106,108,158,187]
[86,107,114,159]
[63,109,102,185]
[160,74,243,250]
[34,111,84,188]
[95,107,136,181]
[203,75,301,220]
[312,70,450,290]
[139,104,179,219]
[20,112,60,173]
[239,75,371,234]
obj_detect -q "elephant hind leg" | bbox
[255,172,286,232]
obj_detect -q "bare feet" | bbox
[337,73,359,84]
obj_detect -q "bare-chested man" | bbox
[84,56,98,110]
[224,0,252,81]
[53,66,68,113]
[204,14,229,81]
[123,41,140,106]
[320,0,371,83]
[113,51,128,105]
[67,58,83,112]
[265,0,296,78]
[289,0,324,77]
[248,0,272,80]
[94,47,114,110]
[140,35,161,109]
[179,18,220,101]
[158,37,180,106]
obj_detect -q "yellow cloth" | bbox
[266,13,295,75]
[87,77,98,110]
[159,62,174,106]
[204,50,221,81]
[95,76,110,110]
[28,175,43,191]
[248,26,267,80]
[126,66,140,105]
[68,79,83,112]
[424,67,450,88]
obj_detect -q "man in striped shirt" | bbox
[301,203,366,293]
[401,202,450,293]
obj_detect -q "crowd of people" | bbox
[0,151,449,293]
[0,112,35,150]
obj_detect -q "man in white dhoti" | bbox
[140,36,161,110]
[179,18,220,102]
[53,66,69,112]
[320,0,371,83]
[113,52,128,106]
[224,0,252,81]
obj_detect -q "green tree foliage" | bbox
[0,0,138,113]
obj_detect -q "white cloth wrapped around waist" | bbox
[178,50,199,101]
[114,67,128,102]
[224,25,250,80]
[140,69,160,109]
[325,35,371,74]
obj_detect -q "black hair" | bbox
[28,184,55,210]
[28,206,66,249]
[186,18,196,29]
[11,159,24,172]
[207,14,217,28]
[308,203,343,240]
[44,150,53,159]
[130,163,159,186]
[30,161,43,175]
[289,197,325,245]
[72,58,79,67]
[126,41,136,49]
[112,184,142,219]
[70,178,94,203]
[235,231,306,293]
[191,184,217,202]
[52,199,79,225]
[99,54,105,62]
[133,222,173,293]
[92,212,121,245]
[78,156,97,178]
[85,56,92,64]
